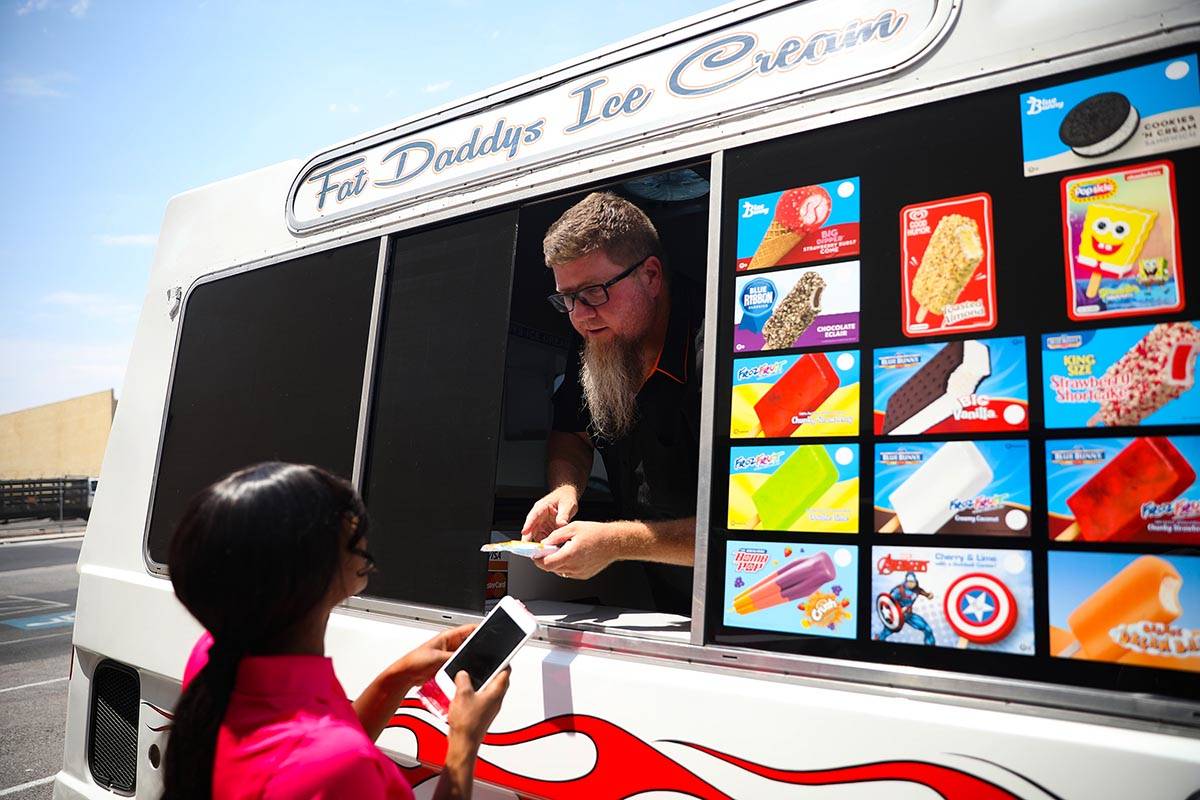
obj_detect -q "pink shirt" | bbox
[183,634,415,800]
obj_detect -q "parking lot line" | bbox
[0,775,55,796]
[0,676,68,694]
[0,631,71,647]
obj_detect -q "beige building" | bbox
[0,390,116,479]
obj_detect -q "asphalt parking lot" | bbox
[0,537,82,799]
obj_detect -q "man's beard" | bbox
[579,334,644,441]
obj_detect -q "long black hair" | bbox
[162,462,372,800]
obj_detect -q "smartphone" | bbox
[417,595,537,718]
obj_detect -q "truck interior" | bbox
[489,162,711,635]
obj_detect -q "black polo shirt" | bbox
[552,288,702,613]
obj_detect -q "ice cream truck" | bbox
[59,0,1200,797]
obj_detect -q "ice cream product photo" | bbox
[733,261,860,352]
[1049,552,1198,672]
[873,337,1029,435]
[1046,436,1200,544]
[870,546,1034,655]
[732,350,860,438]
[875,440,1032,536]
[724,541,857,639]
[1019,54,1200,176]
[1061,161,1183,320]
[728,444,858,533]
[736,178,860,271]
[1041,322,1200,428]
[900,193,997,337]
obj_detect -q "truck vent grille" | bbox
[88,660,139,793]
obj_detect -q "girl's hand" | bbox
[448,669,510,745]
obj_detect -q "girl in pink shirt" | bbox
[163,462,508,799]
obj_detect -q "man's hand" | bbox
[534,521,621,580]
[521,484,579,542]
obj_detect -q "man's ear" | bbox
[641,255,665,295]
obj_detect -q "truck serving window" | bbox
[705,45,1197,702]
[358,167,711,631]
[490,165,710,634]
[145,240,379,565]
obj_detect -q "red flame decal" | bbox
[387,700,1026,799]
[672,742,1023,800]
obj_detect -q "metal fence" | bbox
[0,477,91,523]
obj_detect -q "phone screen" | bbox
[443,608,525,690]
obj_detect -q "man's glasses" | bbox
[547,256,649,313]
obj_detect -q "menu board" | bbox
[707,45,1199,702]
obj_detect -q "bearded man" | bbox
[521,191,701,614]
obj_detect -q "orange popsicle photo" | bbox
[1052,555,1183,662]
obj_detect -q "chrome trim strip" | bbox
[339,596,1200,734]
[690,150,724,646]
[351,237,392,491]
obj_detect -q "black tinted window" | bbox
[145,240,379,564]
[362,211,518,611]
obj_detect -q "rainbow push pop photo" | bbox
[724,541,857,639]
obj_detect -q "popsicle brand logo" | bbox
[1142,498,1200,521]
[876,554,928,575]
[1061,354,1096,377]
[1069,179,1118,203]
[878,354,921,369]
[742,200,770,218]
[737,360,789,381]
[799,589,851,630]
[732,451,786,471]
[949,494,1003,513]
[1110,621,1200,658]
[1050,448,1106,466]
[741,279,777,316]
[733,549,770,572]
[1045,334,1084,350]
[1024,95,1064,116]
[879,449,924,466]
[904,208,931,237]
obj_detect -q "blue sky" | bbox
[0,0,727,415]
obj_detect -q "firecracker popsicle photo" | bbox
[1049,553,1198,671]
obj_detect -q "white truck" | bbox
[61,1,1200,797]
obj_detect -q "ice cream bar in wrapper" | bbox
[481,540,559,559]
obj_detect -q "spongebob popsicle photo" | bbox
[1061,160,1183,321]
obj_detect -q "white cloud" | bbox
[15,0,51,15]
[4,73,71,97]
[96,233,156,247]
[490,30,500,40]
[43,291,139,323]
[15,0,88,16]
[327,102,360,114]
[0,337,130,415]
[423,80,452,94]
